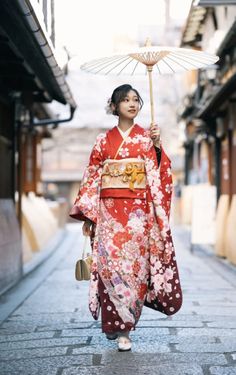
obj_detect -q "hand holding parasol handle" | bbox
[150,123,161,148]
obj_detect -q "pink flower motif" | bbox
[124,289,131,298]
[164,268,174,281]
[105,198,114,208]
[119,147,129,158]
[146,290,156,303]
[151,260,162,275]
[114,283,126,295]
[133,233,143,244]
[163,281,172,293]
[153,273,164,291]
[123,262,132,273]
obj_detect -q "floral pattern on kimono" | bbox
[70,124,183,331]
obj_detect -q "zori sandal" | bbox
[117,336,132,352]
[106,333,118,340]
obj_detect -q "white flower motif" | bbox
[150,260,162,275]
[94,133,106,153]
[167,168,172,177]
[119,147,129,158]
[163,282,172,293]
[165,184,172,194]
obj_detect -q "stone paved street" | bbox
[0,224,236,375]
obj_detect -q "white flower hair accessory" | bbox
[105,98,113,115]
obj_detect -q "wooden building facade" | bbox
[178,0,236,263]
[0,0,76,294]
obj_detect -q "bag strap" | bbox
[82,236,88,259]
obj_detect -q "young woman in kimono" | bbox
[70,84,182,351]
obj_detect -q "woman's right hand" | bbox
[150,123,161,148]
[82,219,93,236]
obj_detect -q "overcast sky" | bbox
[54,0,192,63]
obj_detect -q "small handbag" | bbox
[75,236,93,281]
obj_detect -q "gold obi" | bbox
[101,158,146,191]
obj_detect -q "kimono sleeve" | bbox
[69,133,105,223]
[144,137,173,220]
[144,135,183,316]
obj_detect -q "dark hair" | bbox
[108,84,143,116]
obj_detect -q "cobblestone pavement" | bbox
[0,224,236,375]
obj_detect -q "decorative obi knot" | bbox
[101,158,146,191]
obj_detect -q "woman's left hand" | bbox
[150,123,161,148]
[82,219,93,236]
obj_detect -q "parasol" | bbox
[81,39,219,124]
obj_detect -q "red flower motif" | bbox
[136,235,143,243]
[156,217,164,231]
[101,268,112,279]
[150,245,160,256]
[113,231,132,247]
[140,246,146,256]
[132,260,141,275]
[110,247,120,259]
[138,283,147,300]
[163,252,171,264]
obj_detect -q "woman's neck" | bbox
[118,119,134,132]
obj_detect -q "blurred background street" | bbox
[0,0,236,374]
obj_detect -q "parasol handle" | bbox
[147,66,155,125]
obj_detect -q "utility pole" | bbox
[164,0,171,44]
[165,0,170,28]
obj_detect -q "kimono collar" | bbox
[116,124,135,139]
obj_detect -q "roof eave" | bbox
[0,0,76,109]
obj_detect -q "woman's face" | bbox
[116,90,140,119]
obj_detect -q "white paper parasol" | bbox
[81,39,219,124]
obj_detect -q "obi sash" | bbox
[101,158,146,198]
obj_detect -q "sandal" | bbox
[117,336,132,352]
[106,333,118,340]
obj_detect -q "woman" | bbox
[70,84,182,351]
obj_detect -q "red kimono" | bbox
[70,124,182,334]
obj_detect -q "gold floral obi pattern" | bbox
[101,158,146,191]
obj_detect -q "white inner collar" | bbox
[117,125,134,139]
